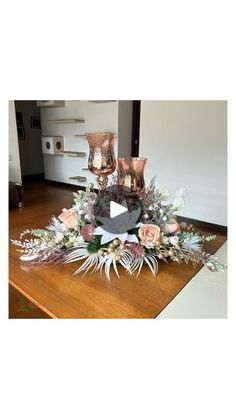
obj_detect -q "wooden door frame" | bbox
[131,100,141,156]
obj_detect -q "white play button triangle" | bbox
[110,201,128,218]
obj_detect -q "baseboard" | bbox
[44,179,87,191]
[22,173,45,181]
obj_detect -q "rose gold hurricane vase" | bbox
[86,132,116,192]
[118,157,147,196]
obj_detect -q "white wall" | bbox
[9,101,22,183]
[139,101,227,226]
[117,101,132,157]
[40,100,132,187]
[15,101,44,175]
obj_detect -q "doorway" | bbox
[15,100,44,180]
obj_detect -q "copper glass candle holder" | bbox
[86,132,116,192]
[118,157,147,196]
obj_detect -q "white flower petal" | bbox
[20,254,39,261]
[162,236,169,245]
[100,231,117,245]
[169,236,179,245]
[126,234,139,243]
[94,226,105,235]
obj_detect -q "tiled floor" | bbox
[157,242,227,319]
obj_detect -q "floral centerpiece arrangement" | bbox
[11,178,226,280]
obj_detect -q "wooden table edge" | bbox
[9,280,57,319]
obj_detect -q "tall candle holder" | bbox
[118,157,147,197]
[86,132,116,192]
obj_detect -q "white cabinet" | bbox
[42,136,64,155]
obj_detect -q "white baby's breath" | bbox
[161,236,169,245]
[172,187,187,209]
[55,232,64,243]
[169,236,179,246]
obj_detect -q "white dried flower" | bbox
[162,236,169,245]
[160,189,170,201]
[76,235,84,244]
[69,236,76,243]
[169,236,179,246]
[55,232,64,243]
[206,262,216,271]
[184,235,201,251]
[173,188,187,209]
[61,223,68,232]
[69,235,84,245]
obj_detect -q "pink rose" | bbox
[138,224,161,248]
[163,218,180,234]
[58,208,79,229]
[80,224,95,242]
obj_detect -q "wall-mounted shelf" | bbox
[82,168,90,171]
[48,118,85,123]
[37,101,66,108]
[69,176,87,182]
[58,151,86,157]
[74,134,86,137]
[88,101,116,104]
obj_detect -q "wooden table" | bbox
[9,181,226,319]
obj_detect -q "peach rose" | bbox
[58,208,79,229]
[138,224,161,248]
[163,218,180,234]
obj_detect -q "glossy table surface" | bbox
[9,181,226,318]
